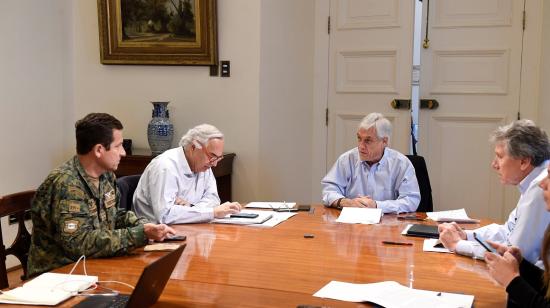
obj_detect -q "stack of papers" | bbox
[212,210,273,225]
[313,280,474,308]
[427,209,480,223]
[249,211,297,228]
[244,202,297,210]
[423,239,452,253]
[0,272,98,305]
[335,207,382,224]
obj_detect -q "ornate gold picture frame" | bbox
[98,0,217,65]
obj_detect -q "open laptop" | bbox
[74,244,186,308]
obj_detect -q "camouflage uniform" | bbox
[27,156,149,277]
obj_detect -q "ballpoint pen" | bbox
[397,215,425,221]
[382,240,413,246]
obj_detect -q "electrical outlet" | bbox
[220,60,230,77]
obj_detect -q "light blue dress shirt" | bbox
[132,147,220,224]
[456,161,550,266]
[321,147,420,213]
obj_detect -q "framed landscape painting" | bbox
[97,0,218,65]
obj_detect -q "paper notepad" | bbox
[335,207,382,224]
[245,202,297,209]
[144,243,181,251]
[0,272,98,305]
[313,280,474,308]
[426,208,480,223]
[212,210,273,225]
[423,239,452,253]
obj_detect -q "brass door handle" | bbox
[420,99,439,109]
[391,99,411,110]
[390,99,439,110]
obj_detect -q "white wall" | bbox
[258,0,315,203]
[73,0,264,201]
[73,0,318,203]
[539,1,550,132]
[0,0,73,268]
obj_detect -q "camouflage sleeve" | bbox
[52,183,148,260]
[115,209,149,228]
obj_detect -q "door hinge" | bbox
[522,10,526,30]
[325,108,329,126]
[517,111,521,120]
[328,16,331,34]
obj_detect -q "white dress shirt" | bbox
[455,161,550,265]
[132,147,220,224]
[321,147,420,213]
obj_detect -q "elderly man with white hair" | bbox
[321,112,420,213]
[438,119,550,264]
[133,124,241,224]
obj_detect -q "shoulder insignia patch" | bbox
[63,220,79,234]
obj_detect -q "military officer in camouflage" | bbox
[27,113,176,277]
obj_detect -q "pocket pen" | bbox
[382,240,413,246]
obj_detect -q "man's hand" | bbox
[143,223,176,241]
[438,222,467,239]
[354,196,377,208]
[213,202,242,218]
[485,251,520,287]
[339,196,377,208]
[438,222,466,251]
[174,197,189,205]
[487,241,523,263]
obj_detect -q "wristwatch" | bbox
[335,198,344,210]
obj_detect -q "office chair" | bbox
[0,190,35,289]
[116,175,141,211]
[406,155,433,212]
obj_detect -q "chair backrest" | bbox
[406,155,433,212]
[116,175,141,211]
[0,190,35,289]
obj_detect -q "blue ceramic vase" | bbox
[147,101,174,155]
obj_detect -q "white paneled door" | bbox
[418,0,525,220]
[327,0,526,221]
[327,0,415,166]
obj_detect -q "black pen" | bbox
[382,240,413,246]
[397,216,425,221]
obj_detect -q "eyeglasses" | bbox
[200,144,224,164]
[357,137,383,146]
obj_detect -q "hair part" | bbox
[358,112,392,141]
[75,113,123,155]
[179,124,224,149]
[489,119,550,166]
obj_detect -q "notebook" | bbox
[0,273,98,305]
[405,224,440,238]
[74,244,186,308]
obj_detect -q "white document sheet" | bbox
[335,207,382,224]
[0,272,98,305]
[313,280,474,308]
[249,211,297,228]
[423,239,452,253]
[212,210,273,225]
[427,209,480,223]
[244,202,297,209]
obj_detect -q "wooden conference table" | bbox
[45,205,505,307]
